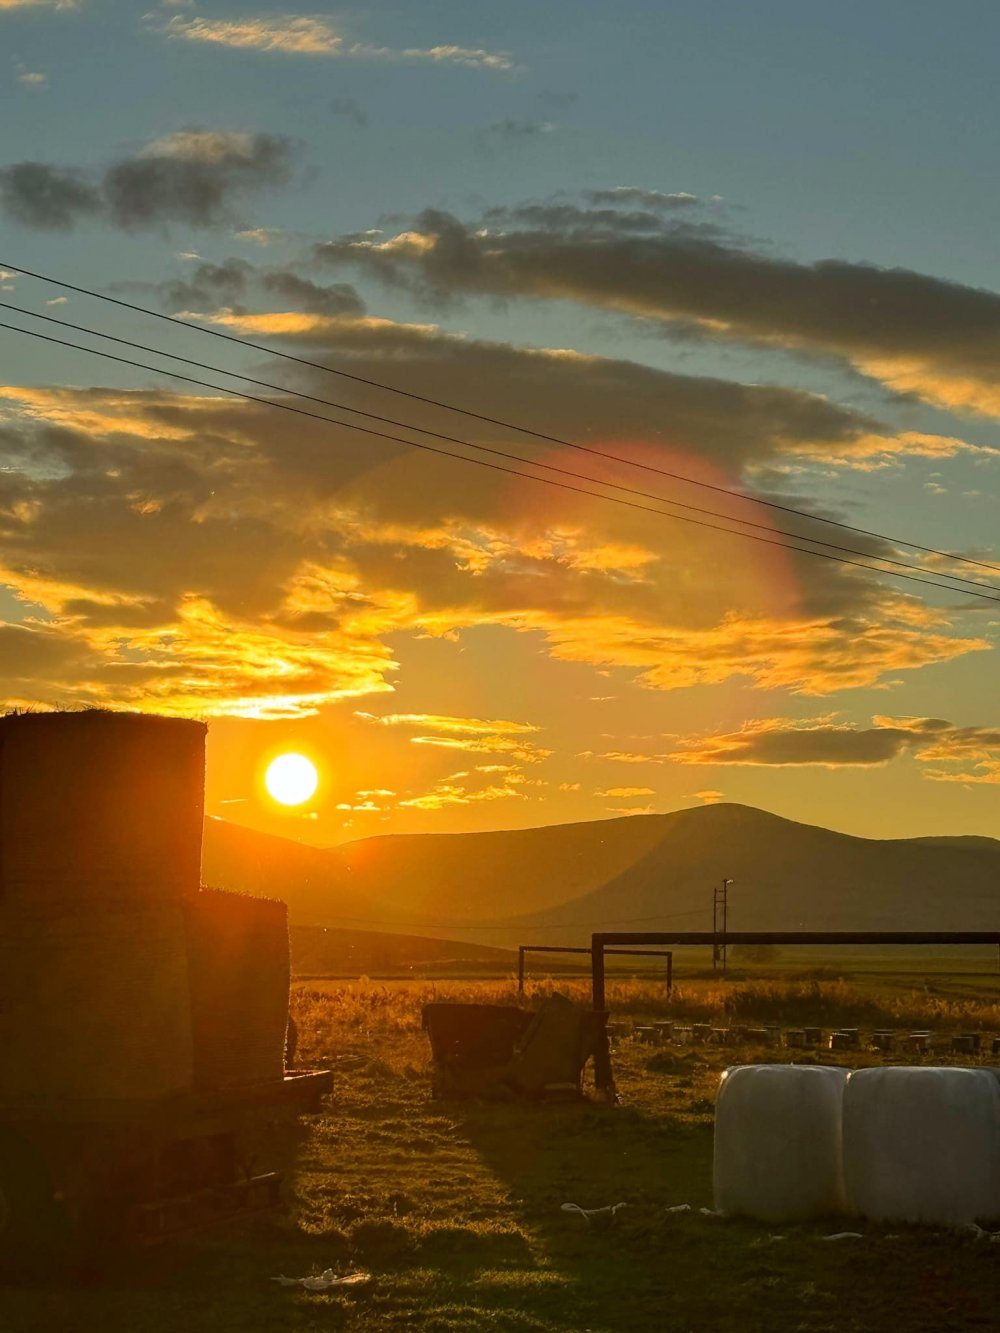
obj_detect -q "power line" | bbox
[5,299,996,597]
[3,257,997,578]
[4,315,999,605]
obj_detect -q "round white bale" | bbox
[713,1064,849,1222]
[843,1066,1000,1226]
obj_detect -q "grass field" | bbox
[6,971,1000,1333]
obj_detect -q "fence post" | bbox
[517,945,526,996]
[591,934,614,1091]
[666,950,673,996]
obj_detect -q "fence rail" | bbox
[517,944,672,997]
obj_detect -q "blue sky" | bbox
[1,0,997,843]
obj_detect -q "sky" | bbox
[1,0,998,846]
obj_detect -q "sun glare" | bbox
[265,752,318,807]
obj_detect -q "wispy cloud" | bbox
[155,14,515,69]
[355,711,537,736]
[158,14,342,54]
[0,0,76,10]
[595,786,656,797]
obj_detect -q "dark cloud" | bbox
[330,96,368,127]
[0,162,102,229]
[261,271,366,316]
[672,716,1000,783]
[103,131,294,229]
[0,131,296,232]
[155,258,253,312]
[125,259,365,319]
[313,199,1000,417]
[480,118,554,140]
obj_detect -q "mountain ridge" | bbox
[202,803,1000,948]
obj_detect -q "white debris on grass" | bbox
[561,1201,628,1223]
[271,1269,372,1291]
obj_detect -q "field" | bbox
[6,968,1000,1333]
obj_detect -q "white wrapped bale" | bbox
[843,1067,1000,1226]
[713,1064,849,1222]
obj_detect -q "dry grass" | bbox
[6,973,1000,1333]
[291,973,1000,1059]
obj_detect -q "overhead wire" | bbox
[2,257,997,577]
[4,298,997,597]
[4,314,1000,605]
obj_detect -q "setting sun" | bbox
[265,753,319,807]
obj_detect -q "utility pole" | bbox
[713,878,733,974]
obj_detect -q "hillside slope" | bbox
[203,804,1000,946]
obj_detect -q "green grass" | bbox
[6,974,1000,1332]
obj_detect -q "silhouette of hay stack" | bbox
[0,710,291,1102]
[0,709,205,910]
[186,889,290,1088]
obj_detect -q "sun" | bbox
[265,752,319,807]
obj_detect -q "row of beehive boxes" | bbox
[714,1064,1000,1227]
[620,1021,999,1054]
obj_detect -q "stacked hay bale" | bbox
[0,710,205,1101]
[0,710,293,1105]
[185,889,290,1089]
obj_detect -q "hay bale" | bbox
[843,1066,1000,1225]
[0,903,193,1101]
[714,1064,849,1222]
[185,889,290,1089]
[0,710,206,909]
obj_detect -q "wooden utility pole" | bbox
[713,878,732,974]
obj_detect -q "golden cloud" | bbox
[158,15,343,55]
[595,786,656,797]
[0,375,991,721]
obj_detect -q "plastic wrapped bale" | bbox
[843,1067,1000,1226]
[185,890,290,1089]
[713,1064,849,1222]
[0,904,193,1101]
[0,710,206,910]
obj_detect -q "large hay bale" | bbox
[713,1064,849,1222]
[843,1066,1000,1225]
[0,903,193,1101]
[185,890,290,1089]
[0,710,206,910]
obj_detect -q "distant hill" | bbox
[203,804,1000,948]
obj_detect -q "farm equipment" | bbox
[423,995,607,1099]
[0,710,331,1275]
